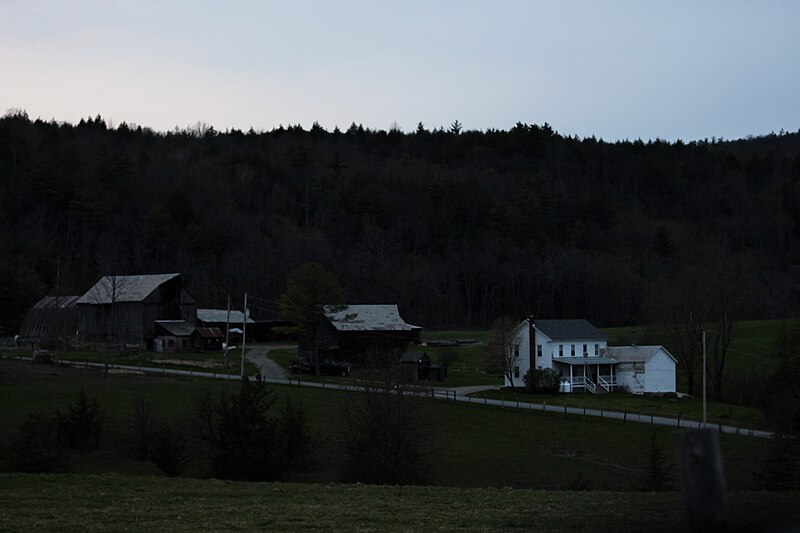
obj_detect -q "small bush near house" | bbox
[6,413,71,473]
[524,368,560,394]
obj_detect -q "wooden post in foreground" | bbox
[676,429,728,532]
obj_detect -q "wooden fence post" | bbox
[676,429,728,532]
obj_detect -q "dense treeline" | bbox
[1,110,799,333]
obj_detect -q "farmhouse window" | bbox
[583,344,587,356]
[559,345,563,357]
[514,366,520,378]
[571,345,575,356]
[594,344,599,356]
[537,345,542,357]
[514,345,519,359]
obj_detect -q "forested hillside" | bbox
[2,110,799,333]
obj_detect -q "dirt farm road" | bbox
[244,344,293,380]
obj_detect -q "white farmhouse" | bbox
[504,317,677,394]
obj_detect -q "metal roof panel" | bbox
[324,304,420,331]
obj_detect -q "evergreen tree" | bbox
[641,432,673,491]
[209,377,284,481]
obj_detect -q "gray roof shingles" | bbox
[535,319,607,341]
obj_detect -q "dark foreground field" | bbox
[0,359,776,490]
[1,474,798,532]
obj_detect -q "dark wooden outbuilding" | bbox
[153,320,195,352]
[193,327,224,351]
[300,304,422,366]
[400,351,431,381]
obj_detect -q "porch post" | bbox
[570,365,573,385]
[611,364,614,389]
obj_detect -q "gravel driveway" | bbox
[245,344,294,380]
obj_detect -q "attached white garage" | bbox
[606,345,677,394]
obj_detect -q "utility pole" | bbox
[240,292,247,378]
[224,294,231,372]
[702,330,707,427]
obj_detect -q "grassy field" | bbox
[420,330,501,387]
[0,359,777,491]
[270,345,502,388]
[1,474,798,532]
[603,319,793,374]
[1,347,260,377]
[476,390,766,430]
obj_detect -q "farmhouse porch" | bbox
[553,358,617,393]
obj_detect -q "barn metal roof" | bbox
[77,273,181,304]
[535,319,607,341]
[197,309,255,324]
[323,304,421,332]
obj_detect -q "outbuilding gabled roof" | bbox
[77,273,181,304]
[606,345,677,364]
[535,319,606,341]
[155,320,195,337]
[323,304,421,332]
[195,327,224,339]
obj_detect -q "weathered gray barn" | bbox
[76,273,197,347]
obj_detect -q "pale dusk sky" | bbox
[2,0,798,141]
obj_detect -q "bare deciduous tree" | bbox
[486,316,522,389]
[644,268,707,396]
[339,351,427,485]
[87,274,132,373]
[705,258,751,401]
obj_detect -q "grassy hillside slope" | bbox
[0,359,774,491]
[1,474,797,532]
